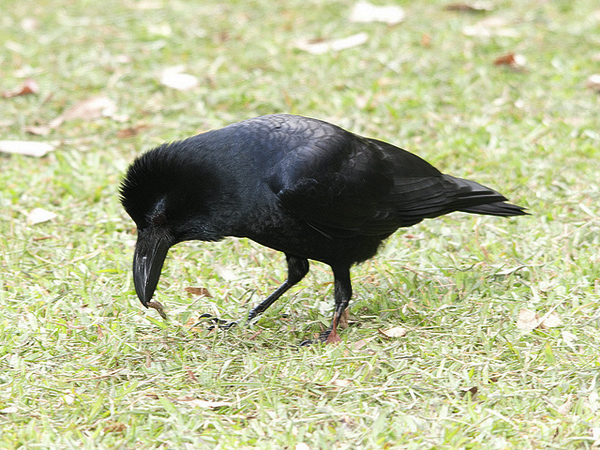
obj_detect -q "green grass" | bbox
[1,0,600,448]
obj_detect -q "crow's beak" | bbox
[133,228,172,307]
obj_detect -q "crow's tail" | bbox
[444,175,528,217]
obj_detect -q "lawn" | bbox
[1,0,600,448]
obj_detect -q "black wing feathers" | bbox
[273,120,525,238]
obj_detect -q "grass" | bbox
[1,0,600,448]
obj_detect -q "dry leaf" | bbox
[463,16,518,37]
[103,421,127,433]
[349,1,405,25]
[20,17,39,31]
[516,308,562,331]
[0,406,18,414]
[160,67,199,91]
[50,96,117,128]
[445,2,493,12]
[0,140,55,157]
[539,312,562,329]
[296,33,368,55]
[516,308,540,331]
[296,443,311,450]
[586,74,600,92]
[25,125,52,136]
[27,208,57,225]
[184,315,204,333]
[331,379,353,387]
[557,395,573,415]
[493,52,527,69]
[2,79,39,98]
[178,398,230,409]
[378,326,407,338]
[116,124,149,138]
[184,286,212,297]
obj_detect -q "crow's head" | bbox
[120,139,227,307]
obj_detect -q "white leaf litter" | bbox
[27,208,57,225]
[349,1,405,25]
[49,96,118,128]
[586,74,600,92]
[160,66,199,91]
[296,33,369,55]
[0,140,55,157]
[516,308,562,332]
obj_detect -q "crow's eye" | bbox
[152,213,167,226]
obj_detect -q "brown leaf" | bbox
[445,2,493,12]
[2,79,39,98]
[184,286,212,297]
[0,140,55,157]
[49,96,117,129]
[116,124,149,138]
[378,326,407,338]
[103,421,127,433]
[349,2,405,25]
[494,52,527,69]
[184,315,204,333]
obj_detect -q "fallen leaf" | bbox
[0,406,18,414]
[27,208,57,225]
[160,66,199,91]
[20,17,39,31]
[296,443,311,450]
[586,74,600,92]
[0,140,55,157]
[296,33,369,55]
[591,427,600,447]
[516,308,562,331]
[184,286,212,297]
[461,386,479,397]
[2,79,39,98]
[516,308,540,331]
[103,421,127,433]
[116,124,149,138]
[378,326,407,338]
[331,379,353,387]
[493,52,527,69]
[539,312,562,329]
[49,96,117,128]
[463,16,518,37]
[177,398,230,409]
[25,125,52,136]
[445,1,493,12]
[184,315,204,333]
[557,395,573,415]
[349,1,405,25]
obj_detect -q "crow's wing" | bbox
[267,123,500,237]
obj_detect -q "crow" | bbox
[120,114,526,343]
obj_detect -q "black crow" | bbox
[120,114,526,343]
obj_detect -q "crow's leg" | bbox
[247,254,309,323]
[319,265,352,344]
